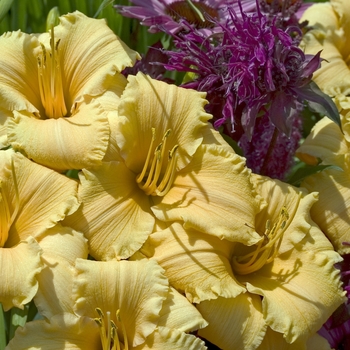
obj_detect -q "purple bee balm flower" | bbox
[238,112,302,179]
[115,0,234,33]
[164,2,339,141]
[318,251,350,349]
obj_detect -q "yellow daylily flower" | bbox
[7,259,207,350]
[0,11,140,170]
[142,175,345,349]
[300,0,350,102]
[0,149,79,310]
[297,108,350,254]
[65,72,263,260]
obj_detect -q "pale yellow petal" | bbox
[257,328,307,350]
[73,259,169,347]
[0,30,41,113]
[197,293,267,350]
[142,222,245,303]
[0,151,79,247]
[158,287,208,332]
[65,161,154,260]
[0,107,11,148]
[306,333,332,350]
[0,237,43,311]
[301,3,339,29]
[302,165,350,254]
[7,98,109,171]
[152,145,262,245]
[116,72,212,172]
[301,3,350,97]
[46,11,140,103]
[331,0,350,59]
[134,327,207,350]
[245,248,344,343]
[252,174,317,253]
[34,225,88,318]
[296,116,348,167]
[6,313,100,350]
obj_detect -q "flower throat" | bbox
[37,27,67,119]
[136,128,178,196]
[232,207,289,275]
[95,308,128,350]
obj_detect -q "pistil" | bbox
[37,26,67,119]
[136,129,178,196]
[95,308,129,350]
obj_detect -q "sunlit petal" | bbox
[34,225,88,318]
[39,11,140,105]
[152,145,263,245]
[197,293,267,350]
[0,30,40,113]
[116,72,212,172]
[296,116,348,167]
[73,259,169,347]
[245,244,345,343]
[6,313,100,350]
[7,99,109,170]
[64,161,154,260]
[301,163,350,254]
[0,237,42,311]
[1,151,79,247]
[134,327,207,350]
[158,287,208,332]
[142,222,245,303]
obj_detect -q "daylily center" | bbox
[37,27,68,119]
[95,308,129,350]
[166,0,218,28]
[232,207,289,275]
[136,128,178,197]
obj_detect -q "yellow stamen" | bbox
[232,207,289,275]
[94,308,128,350]
[137,129,178,197]
[37,26,67,119]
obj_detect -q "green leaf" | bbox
[8,304,30,341]
[94,0,114,18]
[286,161,342,186]
[0,304,7,350]
[298,81,342,132]
[0,0,13,23]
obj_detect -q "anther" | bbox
[232,206,289,275]
[137,129,178,197]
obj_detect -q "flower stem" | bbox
[0,304,6,350]
[260,126,278,176]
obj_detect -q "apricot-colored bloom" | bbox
[0,150,79,311]
[300,0,350,104]
[7,259,207,350]
[142,174,345,349]
[65,72,263,260]
[0,11,139,170]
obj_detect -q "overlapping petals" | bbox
[0,149,79,310]
[7,259,207,350]
[142,173,345,348]
[300,0,350,100]
[297,108,350,254]
[0,11,140,170]
[66,72,262,260]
